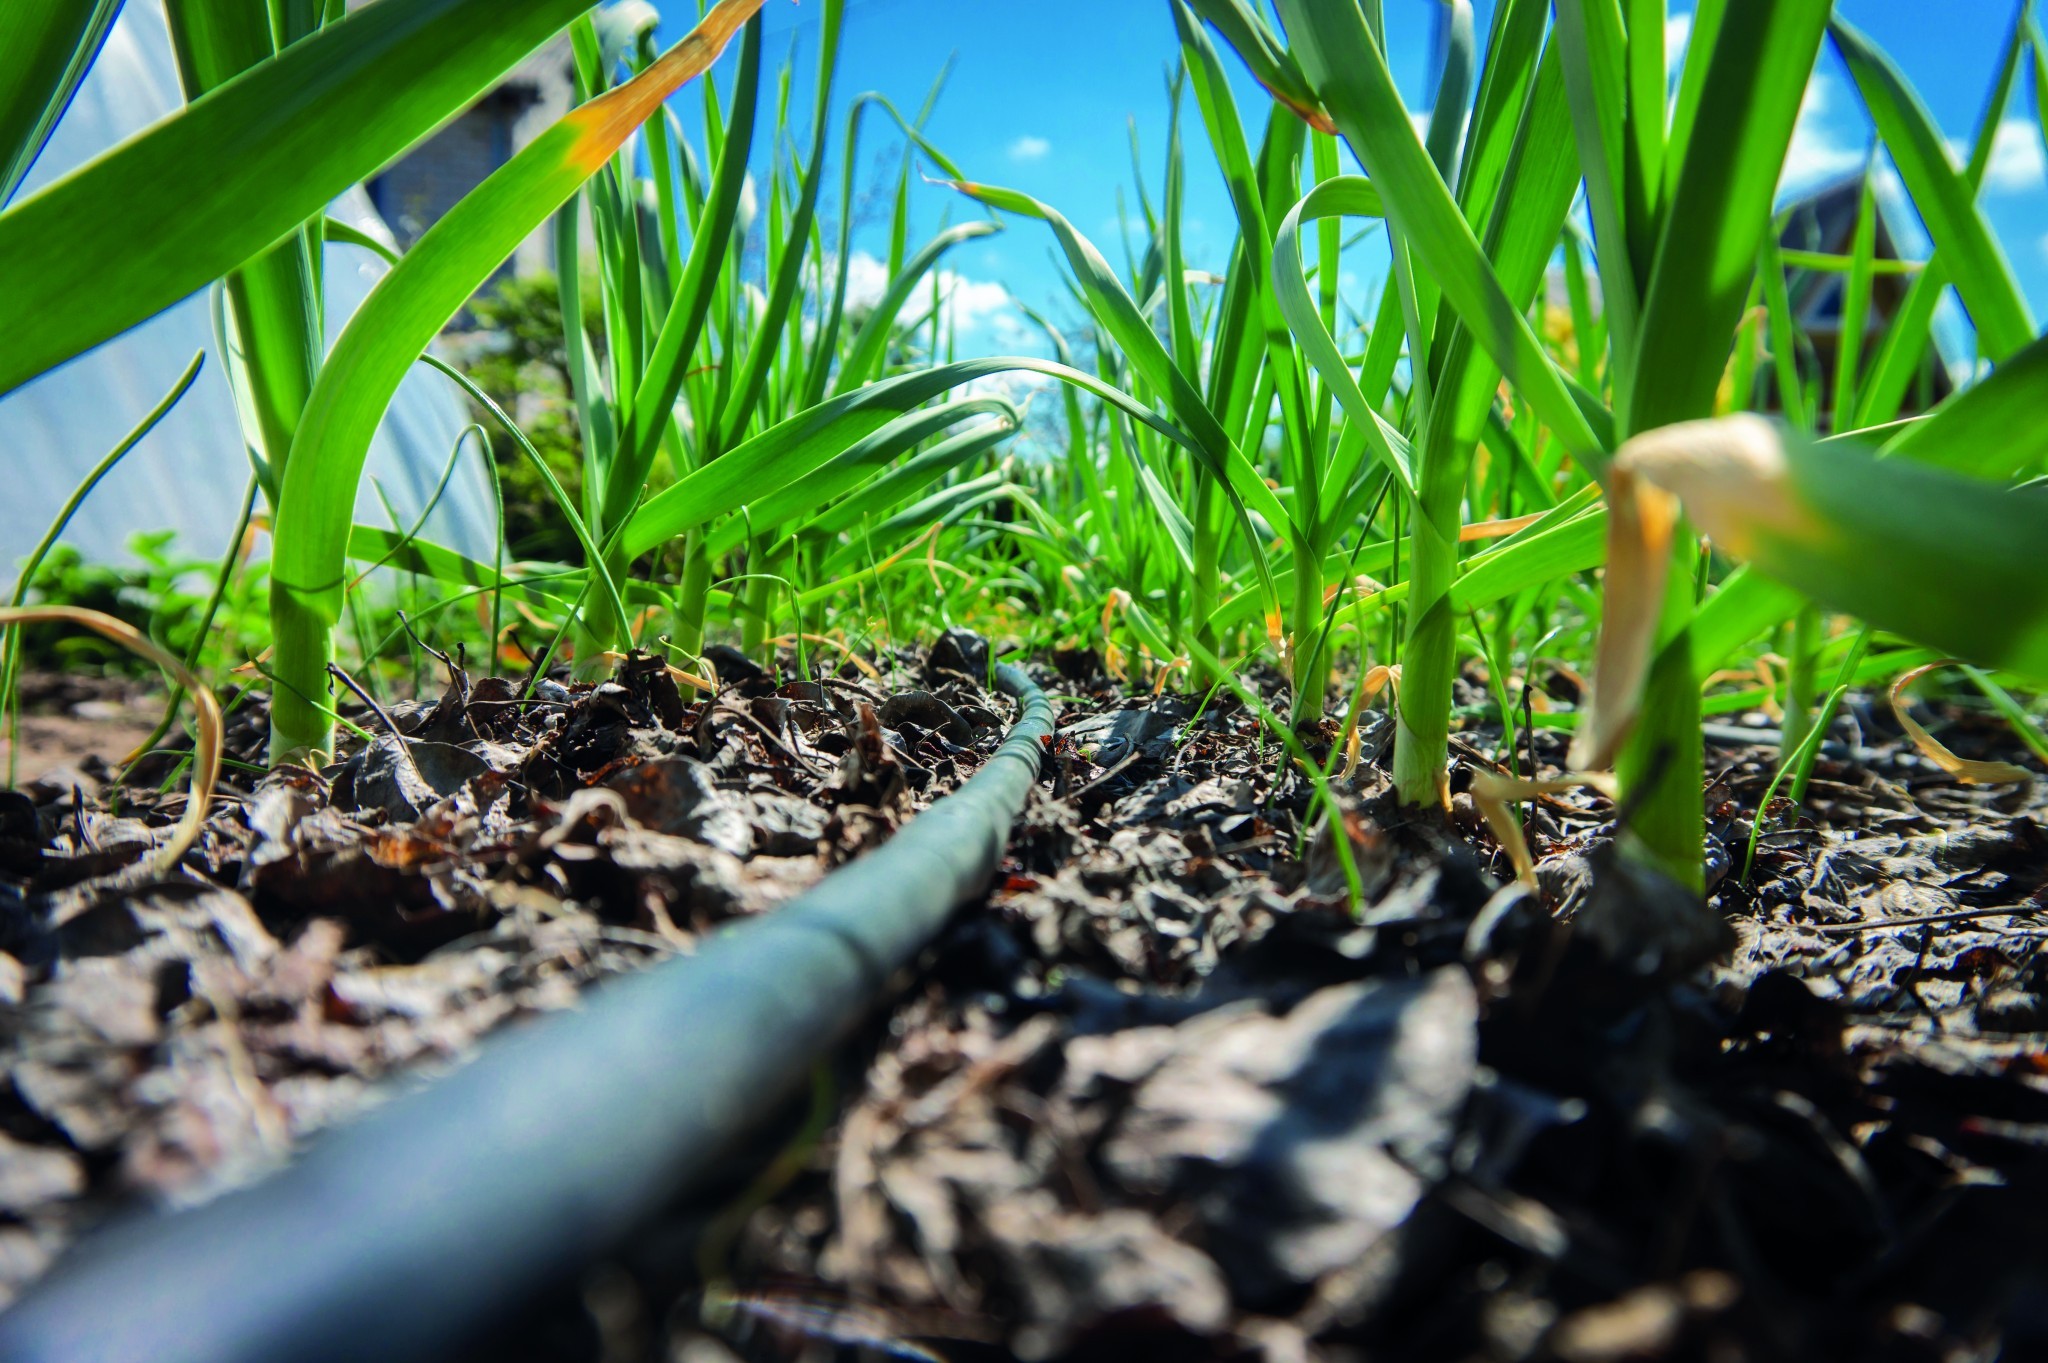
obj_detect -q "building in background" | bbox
[1769,174,1961,426]
[365,35,577,285]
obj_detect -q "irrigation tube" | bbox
[0,665,1056,1363]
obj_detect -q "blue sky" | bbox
[651,0,2048,360]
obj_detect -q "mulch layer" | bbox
[2,635,2046,1363]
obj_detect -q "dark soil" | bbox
[2,636,2046,1363]
[0,637,1017,1306]
[0,672,163,785]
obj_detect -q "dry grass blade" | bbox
[1612,410,2048,679]
[594,652,717,692]
[1570,459,1679,771]
[1605,413,1810,560]
[1337,663,1397,780]
[1459,512,1547,542]
[765,634,885,682]
[1888,661,2033,784]
[0,605,220,872]
[1470,769,1618,886]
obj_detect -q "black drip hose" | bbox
[0,664,1055,1363]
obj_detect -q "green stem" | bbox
[1391,507,1457,806]
[1289,528,1328,726]
[739,545,775,662]
[266,579,335,766]
[1189,479,1220,691]
[5,351,205,783]
[673,533,712,662]
[1616,548,1705,889]
[1789,626,1871,806]
[125,474,260,779]
[1779,603,1819,768]
[223,236,320,498]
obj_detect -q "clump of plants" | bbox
[954,0,2048,888]
[0,0,2043,899]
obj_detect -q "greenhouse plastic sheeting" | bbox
[0,0,497,576]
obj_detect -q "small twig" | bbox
[1449,733,1513,775]
[1892,922,1942,1025]
[326,663,428,787]
[816,674,888,708]
[397,609,459,680]
[713,703,835,779]
[1812,902,2048,936]
[1066,747,1140,803]
[1209,833,1283,856]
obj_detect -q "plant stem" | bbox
[739,545,775,662]
[1189,480,1220,690]
[1391,504,1457,807]
[1289,527,1327,726]
[1780,602,1819,767]
[1616,556,1705,889]
[124,474,260,778]
[266,580,335,766]
[673,533,712,661]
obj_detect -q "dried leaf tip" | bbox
[1612,413,1808,562]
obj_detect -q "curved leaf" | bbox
[0,0,596,396]
[1831,15,2034,363]
[0,0,124,205]
[1270,177,1416,497]
[790,416,1018,547]
[612,13,764,500]
[621,354,1246,558]
[819,471,1018,575]
[1881,332,2048,479]
[267,0,767,762]
[711,0,842,452]
[708,397,1017,554]
[1274,0,1605,462]
[806,90,970,406]
[1629,1,1829,432]
[1624,415,2048,681]
[945,179,1287,531]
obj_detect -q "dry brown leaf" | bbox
[1469,769,1618,886]
[0,605,218,871]
[1459,511,1545,542]
[1609,413,1813,560]
[1571,460,1678,772]
[1888,661,2033,785]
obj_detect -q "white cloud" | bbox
[736,172,759,236]
[939,272,1020,335]
[1007,134,1051,162]
[961,368,1056,407]
[1779,74,1864,194]
[1664,13,1691,67]
[1945,118,2046,193]
[1780,77,2047,203]
[842,250,890,313]
[840,249,1026,343]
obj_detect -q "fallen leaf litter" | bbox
[1,635,2045,1362]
